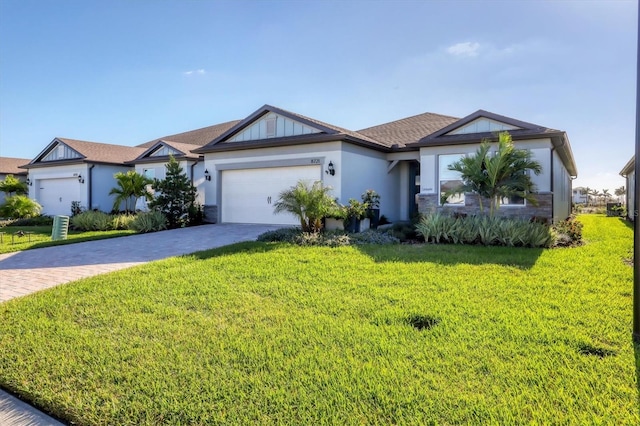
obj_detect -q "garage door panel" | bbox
[38,178,80,216]
[221,166,321,225]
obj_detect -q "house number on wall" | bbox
[310,159,321,164]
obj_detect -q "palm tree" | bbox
[447,131,542,216]
[602,189,611,204]
[273,180,336,233]
[109,171,152,213]
[581,187,591,206]
[615,186,626,203]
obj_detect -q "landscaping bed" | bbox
[0,215,637,424]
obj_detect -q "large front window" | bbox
[439,154,464,205]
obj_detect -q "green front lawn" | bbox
[0,226,135,254]
[0,215,637,424]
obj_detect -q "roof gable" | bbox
[129,140,200,164]
[26,138,145,168]
[424,110,543,141]
[34,139,85,163]
[445,117,520,135]
[227,111,323,142]
[194,105,386,153]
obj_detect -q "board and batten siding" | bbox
[227,112,321,143]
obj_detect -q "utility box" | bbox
[51,215,70,241]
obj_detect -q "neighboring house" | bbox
[572,186,588,205]
[129,121,241,207]
[0,156,30,203]
[620,156,634,220]
[22,138,145,216]
[193,105,577,225]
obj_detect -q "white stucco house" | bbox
[620,156,634,220]
[17,104,577,224]
[21,138,145,215]
[193,105,577,225]
[0,157,29,204]
[572,186,588,205]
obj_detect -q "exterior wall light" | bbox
[326,161,336,176]
[26,178,32,186]
[78,174,84,183]
[204,169,211,181]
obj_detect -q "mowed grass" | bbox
[0,226,135,254]
[0,215,637,424]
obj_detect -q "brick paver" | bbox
[0,223,280,303]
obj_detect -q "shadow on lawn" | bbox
[187,240,283,260]
[355,243,543,269]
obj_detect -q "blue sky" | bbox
[0,0,636,192]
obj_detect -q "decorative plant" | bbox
[343,199,368,220]
[109,171,153,213]
[0,195,42,219]
[361,189,380,209]
[273,180,336,233]
[0,175,28,196]
[149,156,198,228]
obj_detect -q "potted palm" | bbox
[362,189,381,229]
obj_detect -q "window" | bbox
[439,154,465,205]
[500,195,525,206]
[265,117,277,137]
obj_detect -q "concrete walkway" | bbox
[0,223,280,425]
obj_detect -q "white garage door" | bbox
[38,178,80,216]
[221,165,322,224]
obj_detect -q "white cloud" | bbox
[183,69,206,76]
[446,42,481,57]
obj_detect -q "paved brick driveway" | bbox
[0,223,280,303]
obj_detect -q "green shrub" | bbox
[0,195,42,219]
[256,228,301,243]
[6,216,54,227]
[111,214,136,230]
[71,211,113,231]
[129,211,167,233]
[416,213,556,248]
[350,230,399,245]
[553,216,583,247]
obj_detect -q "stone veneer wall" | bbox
[203,205,218,224]
[417,193,553,222]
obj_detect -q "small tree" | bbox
[273,180,336,233]
[0,175,28,196]
[447,132,542,216]
[109,171,153,213]
[148,156,198,228]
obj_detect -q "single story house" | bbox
[20,121,238,216]
[0,156,29,203]
[193,105,577,225]
[18,105,577,224]
[21,138,145,215]
[620,156,634,220]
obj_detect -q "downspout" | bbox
[190,160,198,185]
[549,145,555,222]
[88,164,95,210]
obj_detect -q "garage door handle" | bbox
[267,196,271,204]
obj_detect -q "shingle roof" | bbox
[357,112,459,147]
[24,138,146,168]
[0,157,30,174]
[137,120,241,148]
[128,140,201,164]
